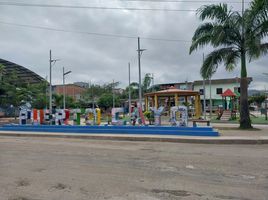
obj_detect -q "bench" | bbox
[192,119,210,127]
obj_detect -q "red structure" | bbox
[221,89,237,110]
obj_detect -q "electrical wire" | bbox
[0,20,191,43]
[0,2,197,12]
[120,0,250,3]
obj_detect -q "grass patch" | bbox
[211,116,268,125]
[251,117,268,124]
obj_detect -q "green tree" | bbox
[98,93,120,110]
[29,81,48,109]
[52,94,63,108]
[129,73,153,98]
[143,73,152,93]
[189,2,268,129]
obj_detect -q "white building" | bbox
[193,77,252,110]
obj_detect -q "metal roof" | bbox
[0,58,46,84]
[144,86,199,97]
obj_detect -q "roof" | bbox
[53,84,87,89]
[145,87,199,97]
[0,58,46,84]
[155,82,193,86]
[194,77,253,85]
[221,89,236,97]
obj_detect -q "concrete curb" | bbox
[0,131,268,144]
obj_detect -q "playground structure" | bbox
[218,89,240,120]
[144,87,202,119]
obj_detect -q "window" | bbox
[234,87,240,93]
[216,88,222,94]
[199,89,204,95]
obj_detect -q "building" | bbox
[156,81,193,91]
[53,84,87,102]
[155,77,253,110]
[74,82,89,88]
[193,77,252,109]
[0,58,46,84]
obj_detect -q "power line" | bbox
[120,0,250,3]
[0,2,197,12]
[0,20,191,43]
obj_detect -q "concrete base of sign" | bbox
[0,125,219,137]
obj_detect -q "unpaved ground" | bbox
[0,137,267,200]
[218,124,268,137]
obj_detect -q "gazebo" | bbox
[221,89,237,110]
[144,87,202,118]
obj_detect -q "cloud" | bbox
[0,0,267,90]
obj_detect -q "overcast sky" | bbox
[0,0,267,90]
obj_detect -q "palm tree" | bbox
[247,0,268,58]
[189,2,268,129]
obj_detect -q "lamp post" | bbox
[63,67,72,110]
[202,53,206,119]
[128,63,131,116]
[49,50,59,122]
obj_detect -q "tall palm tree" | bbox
[247,0,268,58]
[189,2,268,129]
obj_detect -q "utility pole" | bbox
[151,73,154,91]
[137,37,146,111]
[202,53,206,119]
[49,50,59,123]
[265,88,267,121]
[263,73,268,120]
[112,79,115,108]
[45,75,48,109]
[92,81,95,110]
[128,62,131,116]
[63,67,65,109]
[49,50,52,117]
[138,37,142,110]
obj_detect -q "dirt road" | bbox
[0,136,267,200]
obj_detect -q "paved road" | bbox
[0,137,267,200]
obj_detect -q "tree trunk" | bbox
[239,52,252,129]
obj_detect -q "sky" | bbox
[0,0,267,90]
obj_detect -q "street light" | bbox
[49,50,60,122]
[63,67,72,110]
